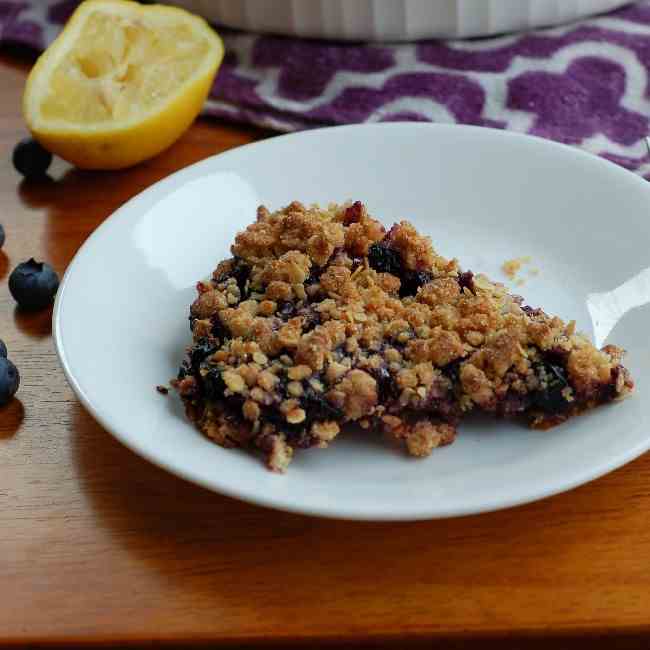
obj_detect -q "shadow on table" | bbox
[0,398,24,438]
[0,251,8,280]
[69,402,650,646]
[13,304,52,339]
[69,403,614,601]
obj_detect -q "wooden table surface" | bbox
[2,46,650,650]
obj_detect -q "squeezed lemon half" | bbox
[23,0,224,169]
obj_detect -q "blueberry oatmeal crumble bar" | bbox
[172,201,634,472]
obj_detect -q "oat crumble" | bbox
[502,256,532,282]
[172,201,634,472]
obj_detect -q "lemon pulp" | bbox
[24,0,223,168]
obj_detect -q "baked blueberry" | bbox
[0,224,5,250]
[532,361,570,413]
[399,269,433,297]
[457,270,475,294]
[373,365,399,402]
[0,340,6,358]
[189,338,218,374]
[368,242,432,296]
[12,138,52,179]
[368,242,402,277]
[0,358,19,406]
[9,258,60,310]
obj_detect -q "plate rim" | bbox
[53,122,650,520]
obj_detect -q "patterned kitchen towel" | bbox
[2,0,650,176]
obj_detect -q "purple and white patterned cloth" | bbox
[3,0,650,176]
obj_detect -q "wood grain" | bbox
[1,47,650,649]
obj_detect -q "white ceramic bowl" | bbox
[168,0,633,40]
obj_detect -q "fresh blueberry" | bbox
[0,224,5,250]
[0,358,19,406]
[9,258,60,310]
[0,340,6,358]
[13,138,52,179]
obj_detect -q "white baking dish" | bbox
[168,0,634,41]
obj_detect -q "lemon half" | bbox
[23,0,223,169]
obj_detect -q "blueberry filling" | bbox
[372,365,400,403]
[257,379,345,447]
[496,391,532,416]
[401,270,433,297]
[544,348,571,366]
[367,242,433,297]
[203,367,227,402]
[277,301,297,319]
[441,359,463,386]
[305,265,325,287]
[232,259,251,297]
[215,257,251,298]
[457,271,475,294]
[602,367,623,402]
[190,338,218,375]
[176,362,190,381]
[342,200,363,225]
[275,302,321,333]
[192,360,345,449]
[299,383,343,423]
[262,408,315,448]
[522,305,544,318]
[210,314,231,342]
[532,361,570,413]
[284,429,316,449]
[367,242,403,277]
[297,307,322,332]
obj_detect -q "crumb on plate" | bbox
[501,256,531,280]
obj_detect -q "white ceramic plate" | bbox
[54,123,650,521]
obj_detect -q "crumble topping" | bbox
[502,256,531,279]
[173,201,634,471]
[502,256,538,286]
